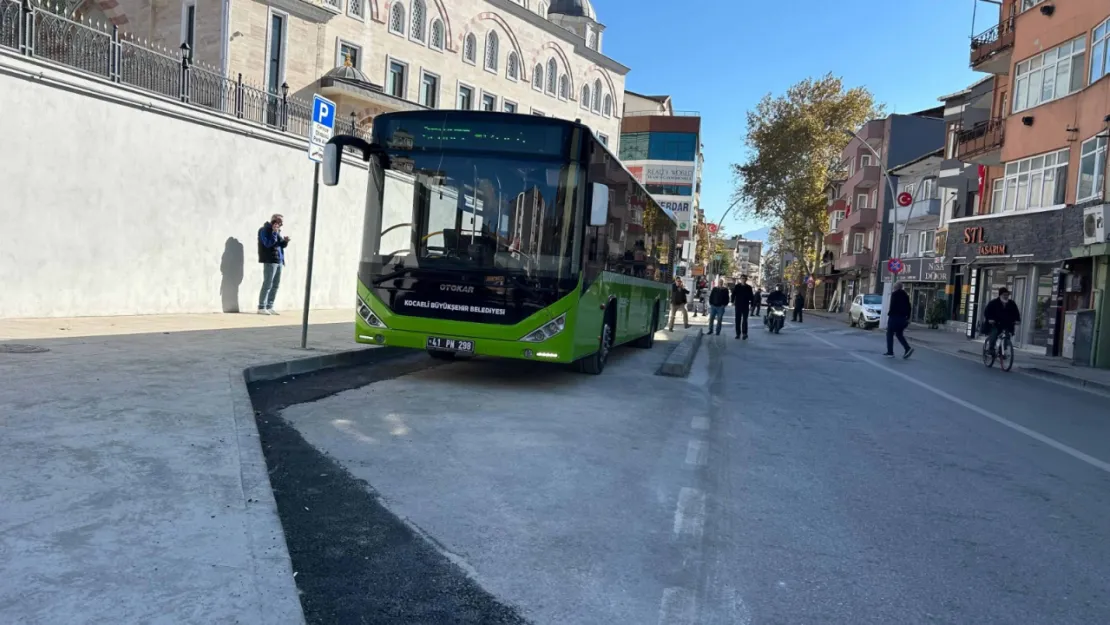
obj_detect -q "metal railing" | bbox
[0,0,369,140]
[970,8,1016,66]
[623,109,700,117]
[956,118,1005,159]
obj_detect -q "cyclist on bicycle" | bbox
[983,287,1021,355]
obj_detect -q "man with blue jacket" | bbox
[258,214,290,315]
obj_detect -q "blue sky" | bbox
[602,0,983,238]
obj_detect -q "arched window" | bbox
[430,19,444,50]
[538,2,547,17]
[410,0,425,41]
[463,33,477,63]
[545,58,557,94]
[587,29,597,50]
[581,84,590,109]
[558,75,568,100]
[533,64,543,89]
[507,52,519,80]
[592,79,602,111]
[389,2,405,34]
[484,31,499,71]
[603,94,612,117]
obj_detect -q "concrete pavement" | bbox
[0,309,359,625]
[268,310,1110,624]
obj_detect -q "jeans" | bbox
[886,315,910,354]
[987,325,1011,352]
[735,308,749,337]
[709,305,726,334]
[259,262,283,310]
[668,302,688,330]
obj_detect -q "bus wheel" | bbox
[578,320,613,374]
[631,310,658,349]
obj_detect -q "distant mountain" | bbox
[741,226,770,242]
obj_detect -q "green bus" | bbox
[322,111,682,374]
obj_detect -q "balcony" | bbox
[970,11,1015,74]
[835,249,874,272]
[839,207,876,231]
[824,231,843,246]
[956,118,1005,165]
[827,198,847,214]
[845,165,881,190]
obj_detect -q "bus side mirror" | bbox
[589,183,609,227]
[322,143,341,186]
[681,240,693,261]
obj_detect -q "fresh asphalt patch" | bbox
[248,350,531,625]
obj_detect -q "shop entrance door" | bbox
[1012,275,1027,346]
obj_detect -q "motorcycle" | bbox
[765,304,786,334]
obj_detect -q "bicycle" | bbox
[981,326,1015,372]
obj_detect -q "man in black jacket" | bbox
[257,214,290,315]
[730,275,754,340]
[707,279,731,335]
[668,277,690,331]
[792,290,806,322]
[984,287,1022,355]
[884,282,914,358]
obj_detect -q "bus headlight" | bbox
[521,313,566,343]
[357,298,387,328]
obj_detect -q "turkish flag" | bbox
[977,165,986,197]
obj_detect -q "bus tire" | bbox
[631,308,658,349]
[577,317,614,375]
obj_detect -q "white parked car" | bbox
[849,294,883,329]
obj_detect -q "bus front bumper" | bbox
[355,322,574,363]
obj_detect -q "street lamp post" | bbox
[708,197,743,283]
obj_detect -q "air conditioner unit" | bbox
[1082,204,1108,245]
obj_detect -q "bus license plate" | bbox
[426,336,474,353]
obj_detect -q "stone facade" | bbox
[946,205,1087,263]
[102,0,628,147]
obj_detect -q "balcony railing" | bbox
[970,10,1016,68]
[623,109,700,117]
[956,118,1005,162]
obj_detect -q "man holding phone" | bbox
[257,214,290,315]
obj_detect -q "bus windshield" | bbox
[361,119,580,284]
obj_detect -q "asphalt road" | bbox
[266,312,1110,624]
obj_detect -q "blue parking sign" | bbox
[312,95,336,130]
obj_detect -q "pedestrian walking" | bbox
[730,275,754,340]
[884,282,914,359]
[792,290,805,322]
[668,276,690,331]
[257,214,290,315]
[707,278,730,335]
[751,287,763,317]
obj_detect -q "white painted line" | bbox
[658,586,696,625]
[691,416,710,431]
[685,440,708,466]
[807,331,1110,475]
[673,487,706,537]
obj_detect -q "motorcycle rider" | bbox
[983,287,1022,355]
[766,284,788,331]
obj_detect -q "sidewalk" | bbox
[806,309,1110,394]
[0,309,364,625]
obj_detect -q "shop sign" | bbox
[922,259,946,282]
[963,226,1007,256]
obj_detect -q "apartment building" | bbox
[822,111,945,308]
[728,236,763,282]
[78,0,629,143]
[887,148,948,322]
[619,91,703,276]
[953,0,1109,366]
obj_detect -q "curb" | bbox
[243,346,387,383]
[228,344,394,625]
[1022,366,1110,395]
[658,329,704,377]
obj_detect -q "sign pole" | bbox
[300,163,321,349]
